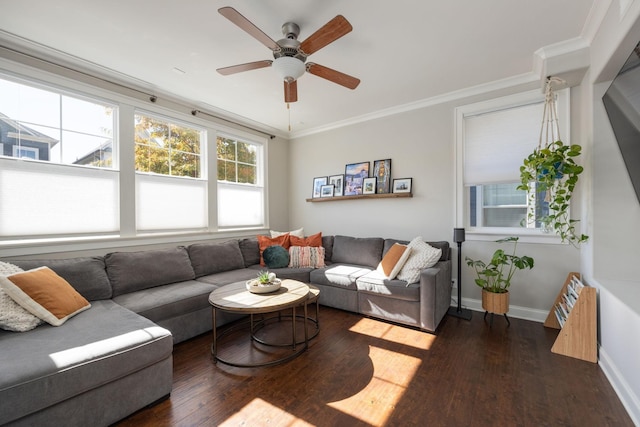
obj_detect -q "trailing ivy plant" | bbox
[518,139,588,247]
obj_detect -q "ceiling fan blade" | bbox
[284,80,298,103]
[218,7,280,51]
[299,15,353,55]
[217,60,273,76]
[306,63,360,89]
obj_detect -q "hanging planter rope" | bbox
[518,77,588,247]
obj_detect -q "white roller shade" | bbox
[463,101,543,185]
[0,159,119,236]
[218,182,264,228]
[136,173,207,231]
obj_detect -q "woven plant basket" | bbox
[482,289,509,314]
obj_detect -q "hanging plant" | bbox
[517,77,589,247]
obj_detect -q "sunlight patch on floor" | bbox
[348,318,436,350]
[219,398,314,427]
[327,345,422,426]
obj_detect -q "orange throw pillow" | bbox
[257,234,291,266]
[0,266,91,326]
[290,232,323,247]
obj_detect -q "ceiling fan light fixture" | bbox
[272,56,305,82]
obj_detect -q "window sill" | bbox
[465,228,564,245]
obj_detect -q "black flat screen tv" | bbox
[602,41,640,204]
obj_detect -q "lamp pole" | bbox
[448,228,472,320]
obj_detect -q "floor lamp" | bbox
[448,227,472,320]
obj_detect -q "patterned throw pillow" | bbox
[0,261,43,332]
[288,246,326,268]
[396,237,442,284]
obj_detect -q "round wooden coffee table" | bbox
[209,279,311,367]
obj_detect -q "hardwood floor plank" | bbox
[114,307,633,427]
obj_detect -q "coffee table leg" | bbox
[211,307,217,363]
[304,301,309,345]
[292,306,296,350]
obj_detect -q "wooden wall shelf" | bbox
[544,272,597,363]
[306,193,412,202]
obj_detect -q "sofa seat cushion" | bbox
[106,247,195,297]
[331,236,384,268]
[0,300,172,426]
[356,270,420,302]
[310,264,372,290]
[195,268,263,287]
[188,240,245,277]
[112,280,216,323]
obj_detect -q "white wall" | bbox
[290,88,581,319]
[585,1,640,423]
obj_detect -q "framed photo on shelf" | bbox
[320,184,335,198]
[392,178,412,194]
[329,174,344,197]
[312,177,327,198]
[344,161,370,196]
[373,159,391,194]
[363,177,376,195]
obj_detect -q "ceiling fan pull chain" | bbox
[288,103,292,131]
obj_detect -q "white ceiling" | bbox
[0,0,596,136]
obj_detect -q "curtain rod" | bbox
[0,45,276,139]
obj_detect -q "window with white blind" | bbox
[0,75,118,239]
[134,112,206,232]
[456,89,570,237]
[217,135,265,228]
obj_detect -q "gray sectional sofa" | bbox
[0,234,451,426]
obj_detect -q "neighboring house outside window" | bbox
[456,89,570,240]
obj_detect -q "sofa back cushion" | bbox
[322,235,334,263]
[188,240,245,277]
[9,257,112,301]
[105,246,195,296]
[383,239,450,262]
[239,237,261,267]
[331,235,384,269]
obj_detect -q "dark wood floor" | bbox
[115,307,633,427]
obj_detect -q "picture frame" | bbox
[312,176,327,198]
[373,159,392,194]
[320,184,335,198]
[363,177,377,195]
[392,178,412,193]
[344,161,370,196]
[329,174,344,197]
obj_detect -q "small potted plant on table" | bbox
[465,237,534,325]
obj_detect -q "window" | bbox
[456,89,569,238]
[134,113,201,178]
[0,75,118,238]
[0,77,114,167]
[134,113,206,232]
[217,135,264,228]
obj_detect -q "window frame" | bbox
[455,89,570,243]
[0,59,269,254]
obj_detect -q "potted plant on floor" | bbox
[465,237,534,316]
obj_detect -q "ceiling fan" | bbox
[216,7,360,103]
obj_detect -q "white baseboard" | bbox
[599,346,640,426]
[458,296,549,323]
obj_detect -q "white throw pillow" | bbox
[396,237,442,284]
[0,261,43,332]
[270,227,304,238]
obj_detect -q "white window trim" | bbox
[455,89,570,243]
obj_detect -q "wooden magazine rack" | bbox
[544,272,597,363]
